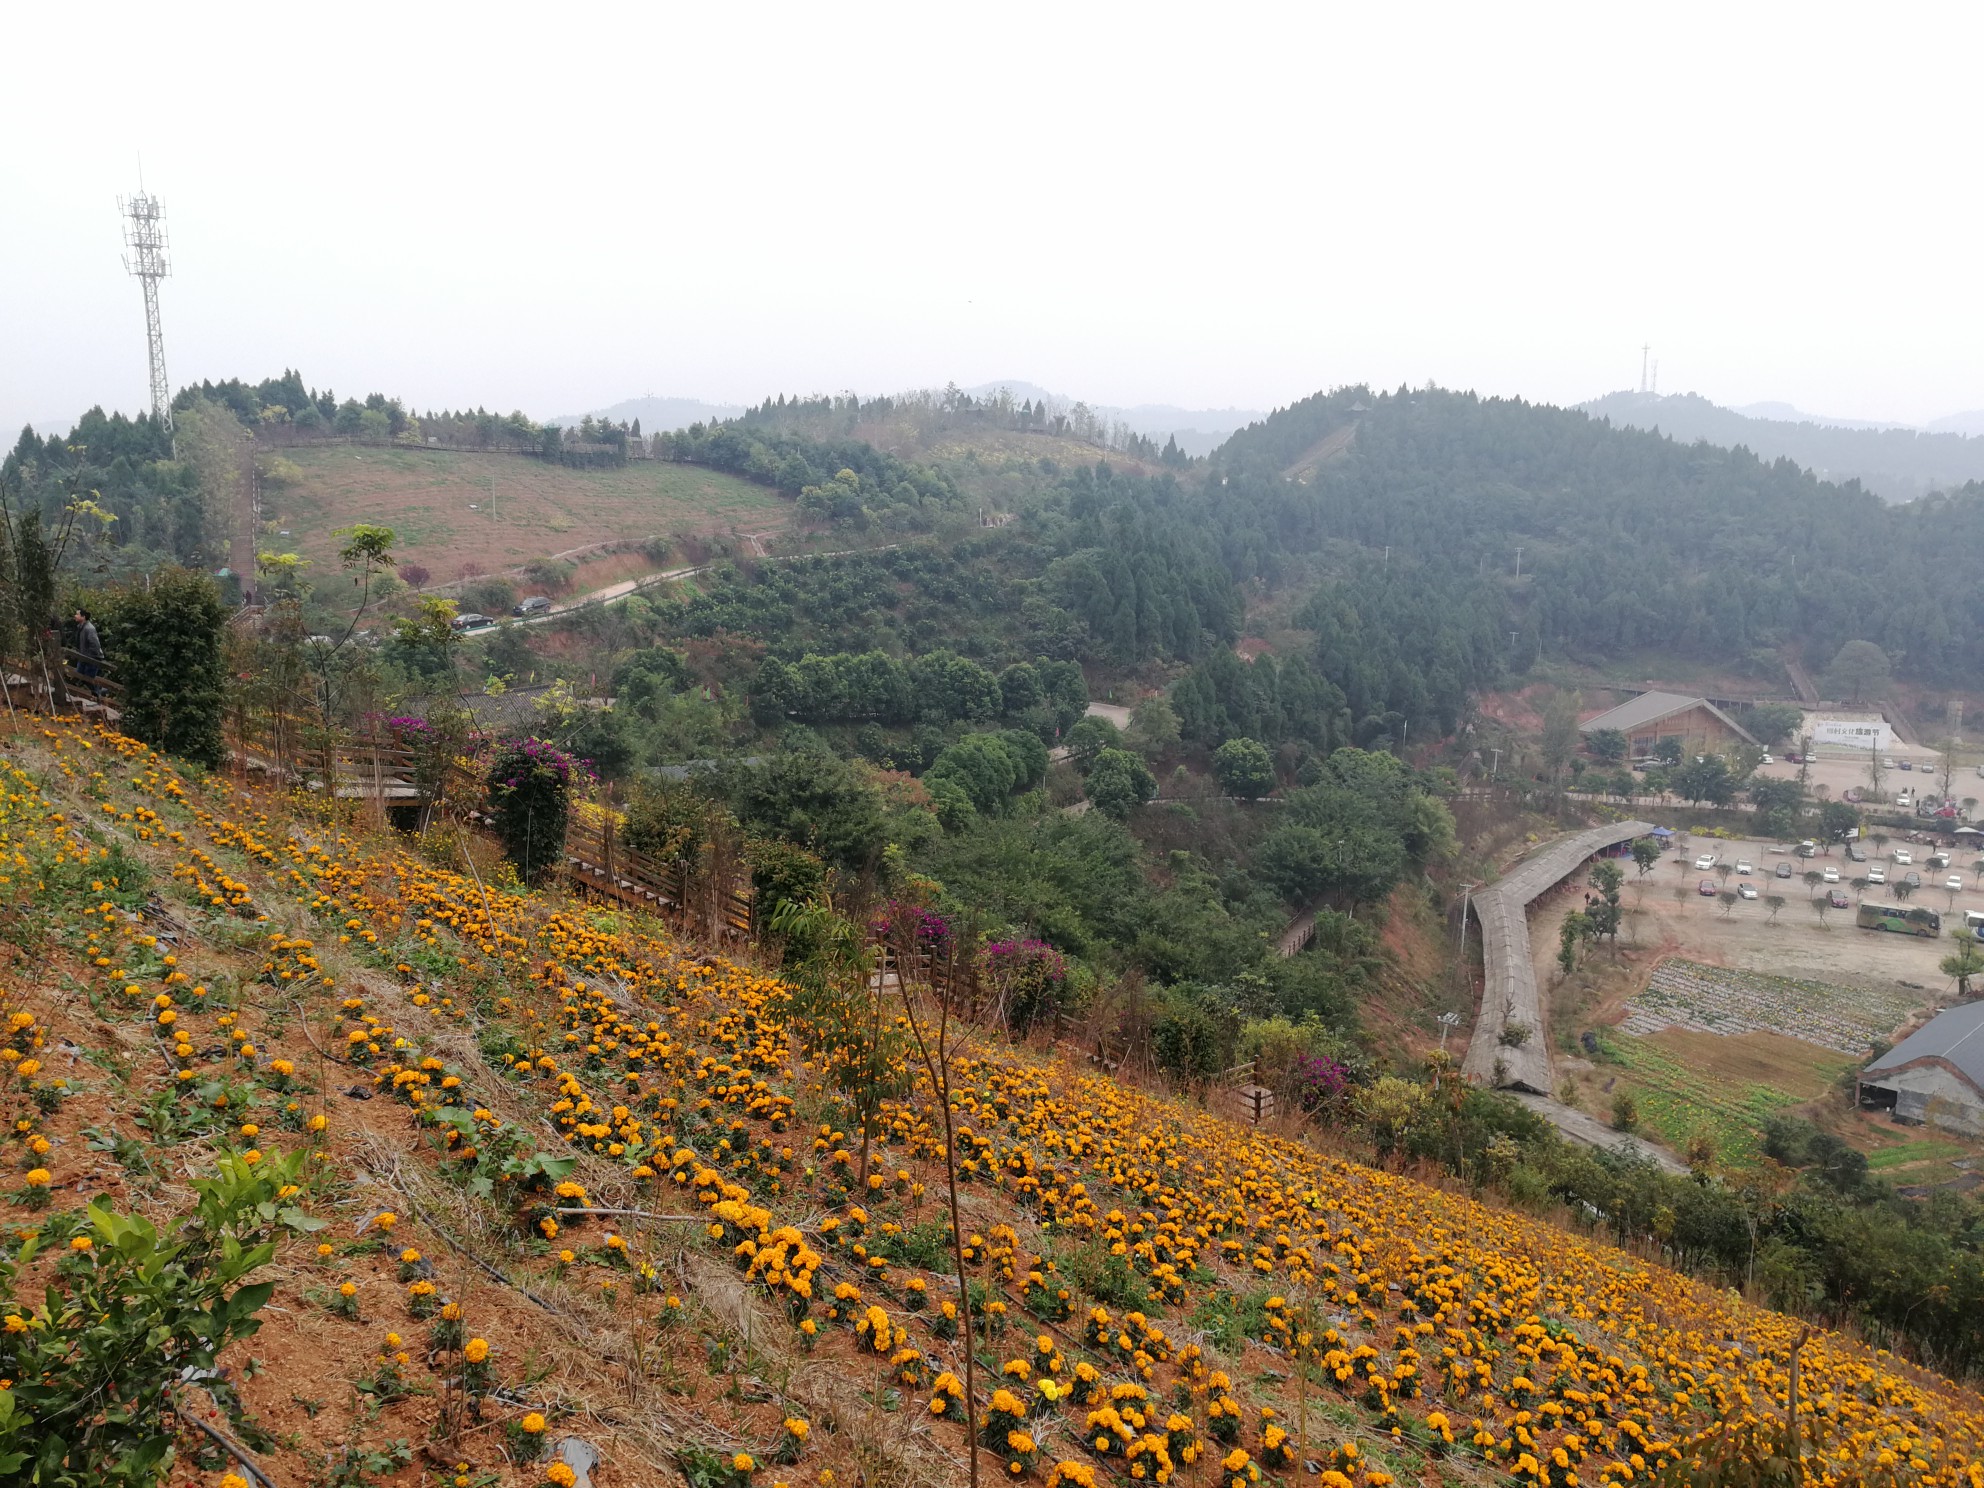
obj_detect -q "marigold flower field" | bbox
[1,717,1981,1487]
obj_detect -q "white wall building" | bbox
[1802,710,1895,754]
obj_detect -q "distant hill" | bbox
[1579,389,1984,502]
[963,380,1264,458]
[1731,400,1907,431]
[550,394,744,431]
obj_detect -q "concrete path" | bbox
[1509,1091,1689,1174]
[1460,819,1656,1093]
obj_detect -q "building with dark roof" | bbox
[1858,1001,1984,1135]
[1578,690,1759,757]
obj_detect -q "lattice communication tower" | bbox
[119,189,172,433]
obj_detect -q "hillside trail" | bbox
[1281,419,1359,480]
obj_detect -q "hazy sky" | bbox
[7,2,1982,438]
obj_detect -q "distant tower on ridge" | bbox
[1639,344,1651,394]
[120,184,173,435]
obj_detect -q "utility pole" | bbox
[1640,344,1650,394]
[1489,747,1502,780]
[1514,547,1524,578]
[120,181,173,444]
[1437,1010,1461,1053]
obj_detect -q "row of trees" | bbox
[751,650,1086,732]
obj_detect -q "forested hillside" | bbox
[1216,385,1984,684]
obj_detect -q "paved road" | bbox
[1460,819,1656,1093]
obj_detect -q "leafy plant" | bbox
[0,1151,291,1484]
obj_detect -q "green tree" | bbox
[1063,714,1121,763]
[95,569,229,766]
[1672,754,1736,807]
[737,750,888,871]
[1211,737,1276,797]
[1740,702,1807,749]
[1540,689,1581,780]
[1654,737,1684,767]
[1817,801,1859,846]
[1585,727,1628,763]
[1084,748,1156,819]
[1631,837,1663,878]
[1824,639,1892,706]
[1589,860,1625,947]
[1941,936,1984,999]
[1124,695,1181,757]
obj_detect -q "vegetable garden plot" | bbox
[1620,958,1920,1055]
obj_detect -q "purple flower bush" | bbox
[483,737,584,883]
[1294,1054,1350,1114]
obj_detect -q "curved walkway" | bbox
[1461,819,1656,1092]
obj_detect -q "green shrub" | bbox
[0,1151,297,1483]
[95,569,228,766]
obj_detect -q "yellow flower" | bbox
[464,1337,490,1363]
[784,1418,810,1439]
[545,1467,577,1488]
[731,1453,755,1472]
[23,1169,50,1188]
[69,1236,92,1252]
[521,1411,547,1433]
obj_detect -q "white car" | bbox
[1949,875,1965,893]
[1759,753,1774,765]
[1822,866,1840,884]
[1738,882,1759,900]
[1735,860,1754,876]
[1694,854,1718,870]
[1868,866,1887,885]
[1895,849,1913,866]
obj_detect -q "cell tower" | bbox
[119,186,172,434]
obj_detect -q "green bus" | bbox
[1856,903,1941,938]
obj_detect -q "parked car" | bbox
[1845,843,1866,862]
[1898,759,1914,771]
[1948,875,1965,893]
[450,612,493,632]
[1698,879,1719,896]
[1843,788,1863,803]
[1868,866,1887,885]
[1927,853,1951,871]
[1894,848,1913,865]
[1796,843,1818,858]
[1775,862,1794,879]
[1904,872,1923,889]
[1736,860,1754,875]
[1759,753,1774,765]
[1694,854,1718,871]
[1828,889,1851,909]
[1882,757,1897,770]
[1738,882,1759,900]
[1822,866,1840,884]
[513,595,553,616]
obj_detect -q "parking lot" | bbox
[1751,748,1983,817]
[1534,828,1981,993]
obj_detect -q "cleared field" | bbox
[262,445,790,579]
[1597,1028,1847,1167]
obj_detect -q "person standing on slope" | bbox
[73,608,104,699]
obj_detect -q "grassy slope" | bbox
[262,445,791,581]
[2,719,1981,1486]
